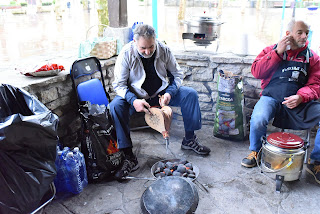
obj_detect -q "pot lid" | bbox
[193,16,214,21]
[267,132,304,149]
[188,15,222,24]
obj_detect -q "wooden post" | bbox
[107,0,128,27]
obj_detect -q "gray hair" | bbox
[133,24,156,41]
[287,19,310,32]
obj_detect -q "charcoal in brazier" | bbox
[172,171,181,176]
[177,164,187,173]
[185,162,193,170]
[164,168,172,176]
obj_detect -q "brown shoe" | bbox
[241,151,258,168]
[306,159,320,185]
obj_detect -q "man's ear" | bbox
[285,31,290,36]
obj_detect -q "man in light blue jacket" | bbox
[110,24,211,180]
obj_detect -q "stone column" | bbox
[107,0,128,27]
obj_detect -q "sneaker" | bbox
[306,159,320,185]
[181,136,211,155]
[114,155,139,181]
[241,151,258,168]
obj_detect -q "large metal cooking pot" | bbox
[140,176,199,214]
[260,132,306,182]
[184,16,223,39]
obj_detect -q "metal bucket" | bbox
[260,132,306,181]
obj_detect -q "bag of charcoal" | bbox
[213,69,247,141]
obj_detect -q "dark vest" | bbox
[262,46,320,130]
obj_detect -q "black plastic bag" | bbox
[79,101,123,183]
[0,84,58,214]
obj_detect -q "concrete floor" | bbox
[41,122,320,214]
[1,3,320,214]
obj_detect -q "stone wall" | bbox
[21,53,258,147]
[174,52,257,126]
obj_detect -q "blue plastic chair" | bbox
[70,57,110,106]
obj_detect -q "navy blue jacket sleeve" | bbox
[165,71,179,98]
[125,90,138,106]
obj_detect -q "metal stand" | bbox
[182,33,219,53]
[275,175,284,193]
[304,130,310,164]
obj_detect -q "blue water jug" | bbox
[73,147,88,191]
[54,147,71,193]
[64,149,88,194]
[130,22,143,41]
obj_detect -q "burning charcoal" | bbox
[157,162,165,170]
[159,172,166,178]
[154,167,161,174]
[182,173,188,177]
[172,165,178,171]
[165,162,174,169]
[172,171,181,177]
[177,164,186,173]
[185,162,193,170]
[179,159,188,165]
[187,169,195,175]
[164,168,172,176]
[188,174,196,179]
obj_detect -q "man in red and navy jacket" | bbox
[241,19,320,185]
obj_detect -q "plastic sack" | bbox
[103,26,130,53]
[213,70,247,141]
[79,101,123,183]
[0,84,59,214]
[79,25,123,59]
[78,37,118,60]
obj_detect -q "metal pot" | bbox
[140,176,199,214]
[260,132,306,181]
[184,16,223,40]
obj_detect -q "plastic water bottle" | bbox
[65,150,87,194]
[65,152,78,194]
[54,150,63,192]
[130,22,143,41]
[54,147,70,194]
[73,147,88,190]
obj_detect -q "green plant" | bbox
[20,2,27,7]
[10,1,16,6]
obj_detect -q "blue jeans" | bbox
[249,96,320,161]
[109,86,202,149]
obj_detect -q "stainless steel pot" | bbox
[184,16,223,40]
[260,132,306,182]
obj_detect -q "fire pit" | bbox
[151,159,199,181]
